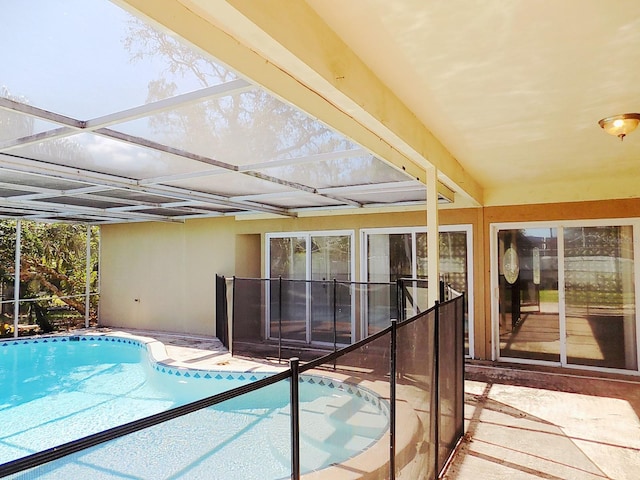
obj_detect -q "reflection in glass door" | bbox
[497,228,560,362]
[495,223,639,372]
[269,236,307,342]
[366,233,412,333]
[268,232,353,345]
[564,226,637,370]
[310,236,352,344]
[417,231,470,330]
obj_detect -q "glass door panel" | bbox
[498,228,560,362]
[438,231,470,354]
[564,226,637,370]
[310,236,351,344]
[269,237,307,342]
[366,233,412,333]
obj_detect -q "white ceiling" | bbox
[305,0,640,205]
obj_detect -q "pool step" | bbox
[268,395,388,473]
[323,394,388,438]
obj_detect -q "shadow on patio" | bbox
[443,364,640,480]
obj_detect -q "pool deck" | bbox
[76,327,284,372]
[445,363,640,480]
[74,328,640,480]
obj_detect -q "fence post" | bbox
[390,319,397,480]
[395,278,402,322]
[333,279,337,354]
[433,300,440,478]
[279,276,283,364]
[230,276,235,353]
[290,357,301,480]
[333,279,338,370]
[215,275,229,350]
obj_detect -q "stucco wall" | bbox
[100,217,236,336]
[99,207,485,349]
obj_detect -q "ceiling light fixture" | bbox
[598,113,640,141]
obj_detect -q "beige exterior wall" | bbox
[100,217,237,336]
[102,198,640,362]
[100,208,484,343]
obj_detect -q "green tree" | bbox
[0,220,99,332]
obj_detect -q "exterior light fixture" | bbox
[598,113,640,141]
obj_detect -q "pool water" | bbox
[0,336,388,479]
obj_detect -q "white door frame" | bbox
[265,230,356,345]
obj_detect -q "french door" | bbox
[492,221,639,373]
[266,232,354,345]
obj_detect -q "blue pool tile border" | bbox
[0,335,146,348]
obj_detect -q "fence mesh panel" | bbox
[396,308,437,479]
[436,296,465,473]
[299,329,392,478]
[232,277,266,343]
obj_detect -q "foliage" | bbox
[0,220,99,320]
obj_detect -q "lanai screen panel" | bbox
[108,89,353,167]
[8,133,217,181]
[0,0,432,223]
[0,1,231,119]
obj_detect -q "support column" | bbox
[13,220,21,338]
[85,225,92,328]
[427,166,440,307]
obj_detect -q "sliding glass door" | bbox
[363,226,473,355]
[267,232,354,345]
[497,228,560,362]
[494,222,639,372]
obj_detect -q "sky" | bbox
[0,0,393,188]
[0,0,210,119]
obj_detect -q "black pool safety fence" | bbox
[0,295,464,480]
[222,275,459,362]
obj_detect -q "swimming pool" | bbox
[0,334,389,479]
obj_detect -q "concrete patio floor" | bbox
[445,364,640,480]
